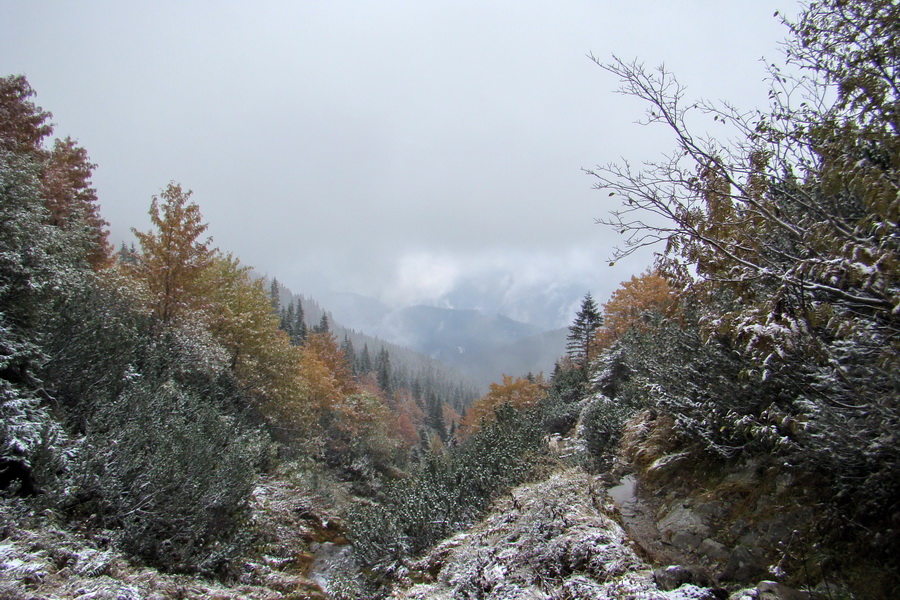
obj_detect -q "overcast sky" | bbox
[1,1,798,328]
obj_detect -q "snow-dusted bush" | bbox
[76,375,266,573]
[350,403,546,572]
[540,364,586,435]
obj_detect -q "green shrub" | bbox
[349,404,545,572]
[74,377,267,573]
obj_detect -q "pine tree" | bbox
[281,301,295,336]
[269,278,280,313]
[358,343,372,374]
[566,293,602,370]
[341,335,357,373]
[293,299,307,345]
[312,313,330,334]
[375,346,393,397]
[425,392,446,441]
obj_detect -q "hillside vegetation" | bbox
[1,1,897,599]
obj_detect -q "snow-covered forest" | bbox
[1,1,897,598]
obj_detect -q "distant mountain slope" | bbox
[381,305,542,356]
[379,306,563,388]
[263,279,482,408]
[322,293,566,388]
[277,287,568,390]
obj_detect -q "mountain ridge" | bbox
[319,291,567,388]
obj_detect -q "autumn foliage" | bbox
[461,374,547,438]
[594,270,674,350]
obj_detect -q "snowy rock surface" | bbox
[392,469,719,599]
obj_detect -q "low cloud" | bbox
[379,245,644,329]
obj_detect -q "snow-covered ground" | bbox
[0,475,333,600]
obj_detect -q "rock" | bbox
[719,545,767,582]
[671,530,704,551]
[392,469,720,600]
[756,580,814,600]
[738,529,761,547]
[654,565,694,590]
[646,452,690,477]
[774,472,794,494]
[698,538,730,563]
[695,500,728,520]
[658,505,711,550]
[729,517,750,539]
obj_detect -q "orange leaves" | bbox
[304,332,357,398]
[41,137,112,269]
[297,338,346,416]
[130,183,215,323]
[595,271,675,351]
[460,374,547,439]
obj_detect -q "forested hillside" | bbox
[1,1,898,599]
[0,70,481,579]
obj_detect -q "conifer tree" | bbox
[281,301,295,336]
[341,335,357,373]
[269,278,280,313]
[566,293,603,371]
[358,343,372,374]
[312,313,330,334]
[376,346,393,397]
[293,299,307,345]
[425,393,446,441]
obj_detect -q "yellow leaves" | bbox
[304,332,357,398]
[197,253,312,433]
[297,340,344,415]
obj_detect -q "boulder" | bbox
[756,580,814,600]
[698,538,730,563]
[658,505,711,550]
[719,546,767,583]
[653,565,694,590]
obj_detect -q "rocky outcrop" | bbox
[391,469,722,599]
[596,410,863,599]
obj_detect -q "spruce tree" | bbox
[341,335,357,373]
[293,299,307,345]
[376,346,393,397]
[281,301,295,336]
[566,293,603,371]
[358,343,372,374]
[313,313,330,334]
[269,278,280,313]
